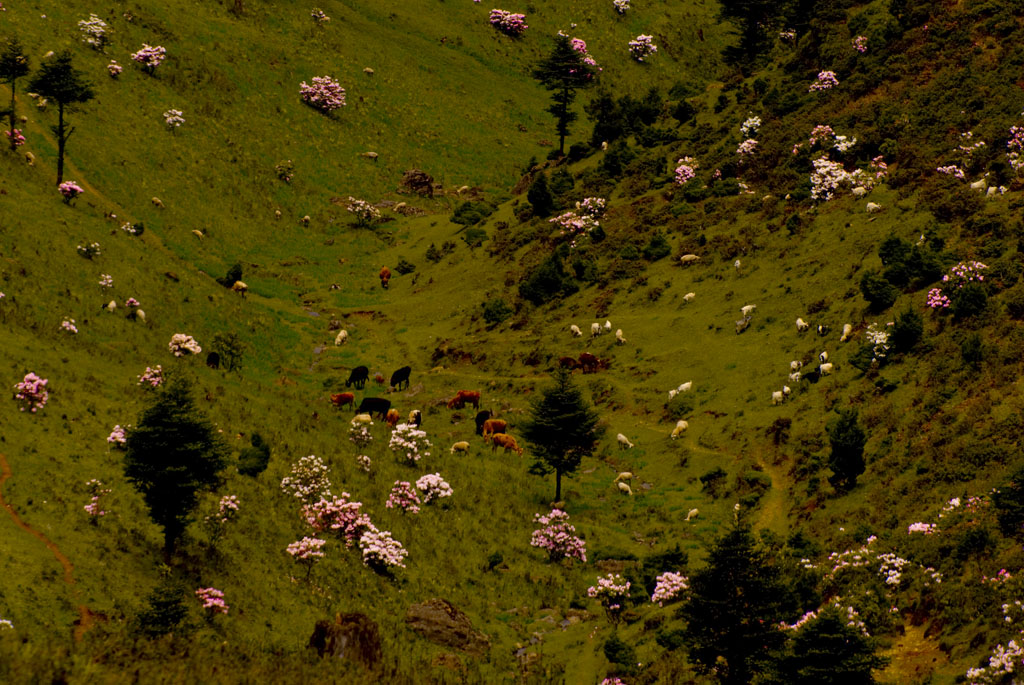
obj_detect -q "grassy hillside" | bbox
[4,0,1024,682]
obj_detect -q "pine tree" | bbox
[26,51,94,185]
[526,172,554,218]
[521,367,602,502]
[0,38,30,151]
[124,375,229,557]
[532,34,598,155]
[775,607,887,683]
[826,409,866,492]
[718,0,777,69]
[681,520,798,684]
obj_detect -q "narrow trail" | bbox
[0,453,94,641]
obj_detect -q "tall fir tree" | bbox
[0,38,30,151]
[521,367,602,502]
[827,409,867,492]
[26,51,94,184]
[532,34,598,156]
[718,0,776,69]
[124,375,230,557]
[774,607,887,683]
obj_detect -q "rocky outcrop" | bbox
[405,598,490,655]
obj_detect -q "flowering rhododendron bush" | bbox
[299,75,346,113]
[530,509,586,562]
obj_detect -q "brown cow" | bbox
[446,390,481,409]
[330,392,355,410]
[373,372,386,387]
[379,266,391,289]
[558,356,580,371]
[578,352,600,374]
[490,433,523,456]
[481,419,507,439]
[385,408,401,427]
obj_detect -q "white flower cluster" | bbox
[168,333,202,356]
[78,13,109,48]
[359,525,408,569]
[966,640,1024,684]
[389,423,431,463]
[415,473,453,503]
[865,322,891,361]
[280,455,332,504]
[740,115,762,138]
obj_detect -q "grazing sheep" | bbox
[840,323,853,342]
[668,389,678,400]
[685,508,699,522]
[851,186,867,197]
[613,472,633,484]
[135,309,146,323]
[230,280,247,297]
[601,141,608,150]
[790,360,803,372]
[363,67,374,75]
[987,186,998,198]
[359,151,379,162]
[789,371,801,383]
[191,229,205,240]
[104,300,117,312]
[151,196,164,208]
[819,362,834,376]
[617,481,634,496]
[615,329,627,344]
[796,317,809,332]
[671,420,688,439]
[274,209,282,219]
[300,215,311,226]
[334,329,348,346]
[819,351,828,364]
[591,322,602,338]
[772,390,784,405]
[677,381,692,393]
[740,304,757,317]
[616,433,634,449]
[604,320,612,333]
[450,441,470,454]
[683,292,696,303]
[866,201,882,213]
[734,259,741,271]
[970,178,987,192]
[456,185,470,194]
[783,385,791,396]
[24,151,34,166]
[351,413,373,426]
[679,254,701,265]
[817,324,830,336]
[569,324,582,337]
[736,316,752,334]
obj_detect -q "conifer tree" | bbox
[533,34,597,155]
[124,375,229,557]
[827,409,866,492]
[775,607,887,683]
[0,38,30,151]
[26,51,94,184]
[526,172,554,218]
[522,367,602,502]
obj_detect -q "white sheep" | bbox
[351,413,373,426]
[615,329,627,345]
[734,259,741,271]
[866,201,882,213]
[970,178,987,192]
[789,371,801,383]
[450,441,470,454]
[987,186,998,198]
[839,323,853,342]
[25,151,34,166]
[668,389,678,400]
[683,292,696,303]
[783,385,791,396]
[790,360,803,372]
[591,322,602,338]
[104,300,117,312]
[671,420,688,439]
[685,508,699,522]
[817,324,830,336]
[679,254,701,265]
[819,351,828,364]
[851,186,867,197]
[677,381,692,393]
[192,229,205,240]
[135,309,146,323]
[613,472,633,484]
[604,320,612,333]
[819,362,834,376]
[796,317,809,332]
[740,304,757,317]
[334,329,348,346]
[151,196,164,208]
[616,433,634,449]
[617,481,634,496]
[570,324,582,337]
[772,390,784,405]
[363,67,375,76]
[230,280,247,296]
[359,151,379,161]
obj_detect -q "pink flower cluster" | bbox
[851,35,868,53]
[907,522,938,535]
[612,0,630,14]
[168,333,201,356]
[587,573,630,617]
[651,571,689,606]
[131,44,166,72]
[212,495,240,525]
[415,473,453,503]
[137,365,164,387]
[107,60,122,78]
[569,36,600,72]
[195,587,229,614]
[870,155,888,180]
[943,260,987,288]
[280,454,333,503]
[489,10,528,36]
[299,76,346,113]
[84,478,111,519]
[674,157,698,185]
[107,425,127,447]
[530,509,587,563]
[125,297,140,308]
[302,494,372,547]
[310,8,330,23]
[98,273,113,289]
[356,454,371,472]
[810,156,851,201]
[936,165,965,179]
[346,197,380,225]
[13,372,48,413]
[60,318,78,334]
[287,536,327,561]
[4,128,25,147]
[809,70,839,92]
[59,181,84,203]
[389,423,431,463]
[957,131,985,159]
[386,481,422,514]
[1007,121,1024,173]
[808,124,835,147]
[926,288,951,309]
[628,34,657,61]
[736,138,758,157]
[358,524,408,570]
[983,569,1012,584]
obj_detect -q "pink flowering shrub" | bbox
[60,318,78,334]
[302,494,372,547]
[628,34,657,61]
[809,70,839,91]
[78,14,109,49]
[851,35,868,53]
[612,0,629,14]
[131,44,166,74]
[926,288,951,309]
[287,536,327,577]
[568,35,600,72]
[936,165,965,180]
[347,197,381,227]
[870,155,888,180]
[530,509,587,563]
[13,372,48,413]
[300,76,346,113]
[587,573,630,623]
[76,242,100,259]
[209,495,240,525]
[651,571,689,606]
[548,197,606,248]
[107,60,122,78]
[1007,120,1024,174]
[4,129,25,147]
[674,156,698,185]
[355,454,372,472]
[83,479,111,521]
[489,10,528,37]
[107,425,128,448]
[927,260,987,310]
[736,138,758,157]
[124,297,140,308]
[415,473,453,504]
[168,333,202,356]
[195,587,229,614]
[349,422,373,449]
[163,109,185,130]
[137,365,164,388]
[98,273,113,289]
[389,423,431,463]
[311,8,330,23]
[59,181,84,204]
[358,524,408,571]
[907,522,938,535]
[957,131,985,161]
[386,481,422,513]
[280,455,333,504]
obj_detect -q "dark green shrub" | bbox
[619,244,640,261]
[700,466,727,496]
[656,629,687,650]
[1004,286,1024,319]
[643,232,672,261]
[827,409,866,492]
[671,100,696,124]
[210,332,245,372]
[482,298,513,326]
[682,182,709,203]
[960,332,984,365]
[486,551,504,571]
[216,262,243,288]
[570,255,598,282]
[450,200,495,226]
[462,227,487,248]
[951,282,988,319]
[567,142,591,162]
[527,173,554,218]
[394,258,415,275]
[891,307,923,353]
[860,271,898,312]
[549,168,575,200]
[238,446,270,477]
[710,177,740,197]
[600,142,636,177]
[994,466,1024,536]
[514,202,533,223]
[603,634,638,676]
[136,580,191,638]
[664,394,694,420]
[519,253,578,305]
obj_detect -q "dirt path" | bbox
[0,453,94,640]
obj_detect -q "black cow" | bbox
[345,365,369,389]
[356,397,391,419]
[474,410,492,436]
[409,409,422,428]
[390,365,412,391]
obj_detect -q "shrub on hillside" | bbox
[238,434,271,477]
[425,241,455,263]
[482,298,513,326]
[462,227,487,248]
[891,307,923,353]
[216,263,243,288]
[519,251,578,305]
[450,200,494,226]
[860,271,899,312]
[643,232,672,261]
[394,259,415,275]
[951,282,988,320]
[1003,285,1024,319]
[527,174,554,217]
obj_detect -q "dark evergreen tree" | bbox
[775,607,887,683]
[26,51,94,184]
[993,465,1024,537]
[526,172,554,218]
[521,367,602,501]
[124,375,230,556]
[136,578,192,637]
[585,89,624,145]
[718,0,777,69]
[681,520,799,684]
[0,38,30,151]
[532,34,598,155]
[827,409,866,492]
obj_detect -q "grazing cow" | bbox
[385,408,401,427]
[559,356,580,371]
[389,366,412,391]
[685,508,699,522]
[450,441,470,454]
[379,266,391,289]
[345,365,369,389]
[613,472,633,484]
[617,481,634,496]
[474,410,492,435]
[819,362,834,376]
[356,397,391,419]
[351,413,373,426]
[796,317,809,332]
[839,323,853,342]
[408,409,422,427]
[373,372,385,387]
[482,418,507,439]
[447,390,481,409]
[334,329,348,346]
[330,392,355,410]
[617,433,634,449]
[671,420,688,439]
[230,280,247,296]
[578,352,600,374]
[491,433,523,455]
[570,324,582,337]
[591,322,602,338]
[772,390,784,406]
[151,196,164,208]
